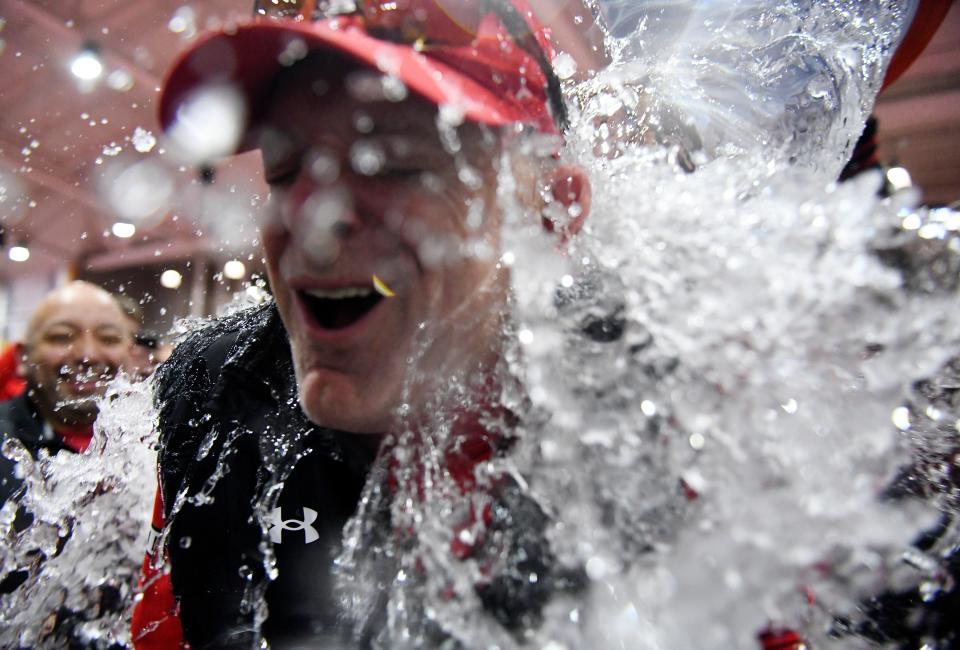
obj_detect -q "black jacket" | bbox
[0,392,75,594]
[155,302,583,649]
[0,392,74,511]
[156,303,373,648]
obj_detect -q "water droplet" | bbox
[781,398,798,414]
[585,555,609,580]
[553,52,578,80]
[132,127,157,153]
[168,84,246,163]
[168,6,197,37]
[102,159,173,221]
[891,406,911,431]
[382,75,408,102]
[278,38,308,66]
[308,150,339,184]
[350,140,386,176]
[107,68,134,92]
[354,112,374,134]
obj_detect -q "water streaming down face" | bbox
[1,1,959,648]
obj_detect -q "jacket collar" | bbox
[6,392,72,457]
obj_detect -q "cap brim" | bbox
[160,19,542,155]
[881,0,952,91]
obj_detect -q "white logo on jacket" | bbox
[268,507,319,544]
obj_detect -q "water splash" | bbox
[0,376,157,648]
[329,2,959,648]
[2,1,957,648]
[581,0,910,180]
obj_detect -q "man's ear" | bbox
[13,342,28,378]
[542,164,591,239]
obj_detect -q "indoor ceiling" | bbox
[0,1,957,281]
[0,0,259,281]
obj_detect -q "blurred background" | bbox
[0,0,957,341]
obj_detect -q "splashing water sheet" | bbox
[0,377,158,647]
[2,1,959,648]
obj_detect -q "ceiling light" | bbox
[8,244,29,262]
[223,259,246,280]
[70,42,103,81]
[112,221,136,238]
[160,269,183,289]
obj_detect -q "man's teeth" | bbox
[303,287,375,299]
[59,369,104,381]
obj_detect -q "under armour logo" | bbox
[268,507,319,544]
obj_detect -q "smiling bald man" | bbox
[0,281,136,513]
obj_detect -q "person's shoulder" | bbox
[0,394,41,447]
[154,301,277,398]
[0,398,21,468]
[153,302,281,507]
[0,395,40,506]
[0,395,19,429]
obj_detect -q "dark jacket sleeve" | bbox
[155,331,239,517]
[153,324,261,649]
[152,302,293,649]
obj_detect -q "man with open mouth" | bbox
[133,1,595,648]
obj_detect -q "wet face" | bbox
[259,62,513,434]
[20,284,135,428]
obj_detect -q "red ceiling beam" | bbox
[0,149,106,216]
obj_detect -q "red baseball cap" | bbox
[159,0,566,157]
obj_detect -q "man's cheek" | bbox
[31,355,57,380]
[260,229,290,286]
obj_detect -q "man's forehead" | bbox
[31,286,126,331]
[266,82,438,136]
[260,60,498,145]
[41,318,125,332]
[56,284,116,305]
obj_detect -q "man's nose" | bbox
[288,183,364,264]
[71,333,107,365]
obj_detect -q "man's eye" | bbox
[44,333,73,345]
[378,167,425,181]
[266,167,300,187]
